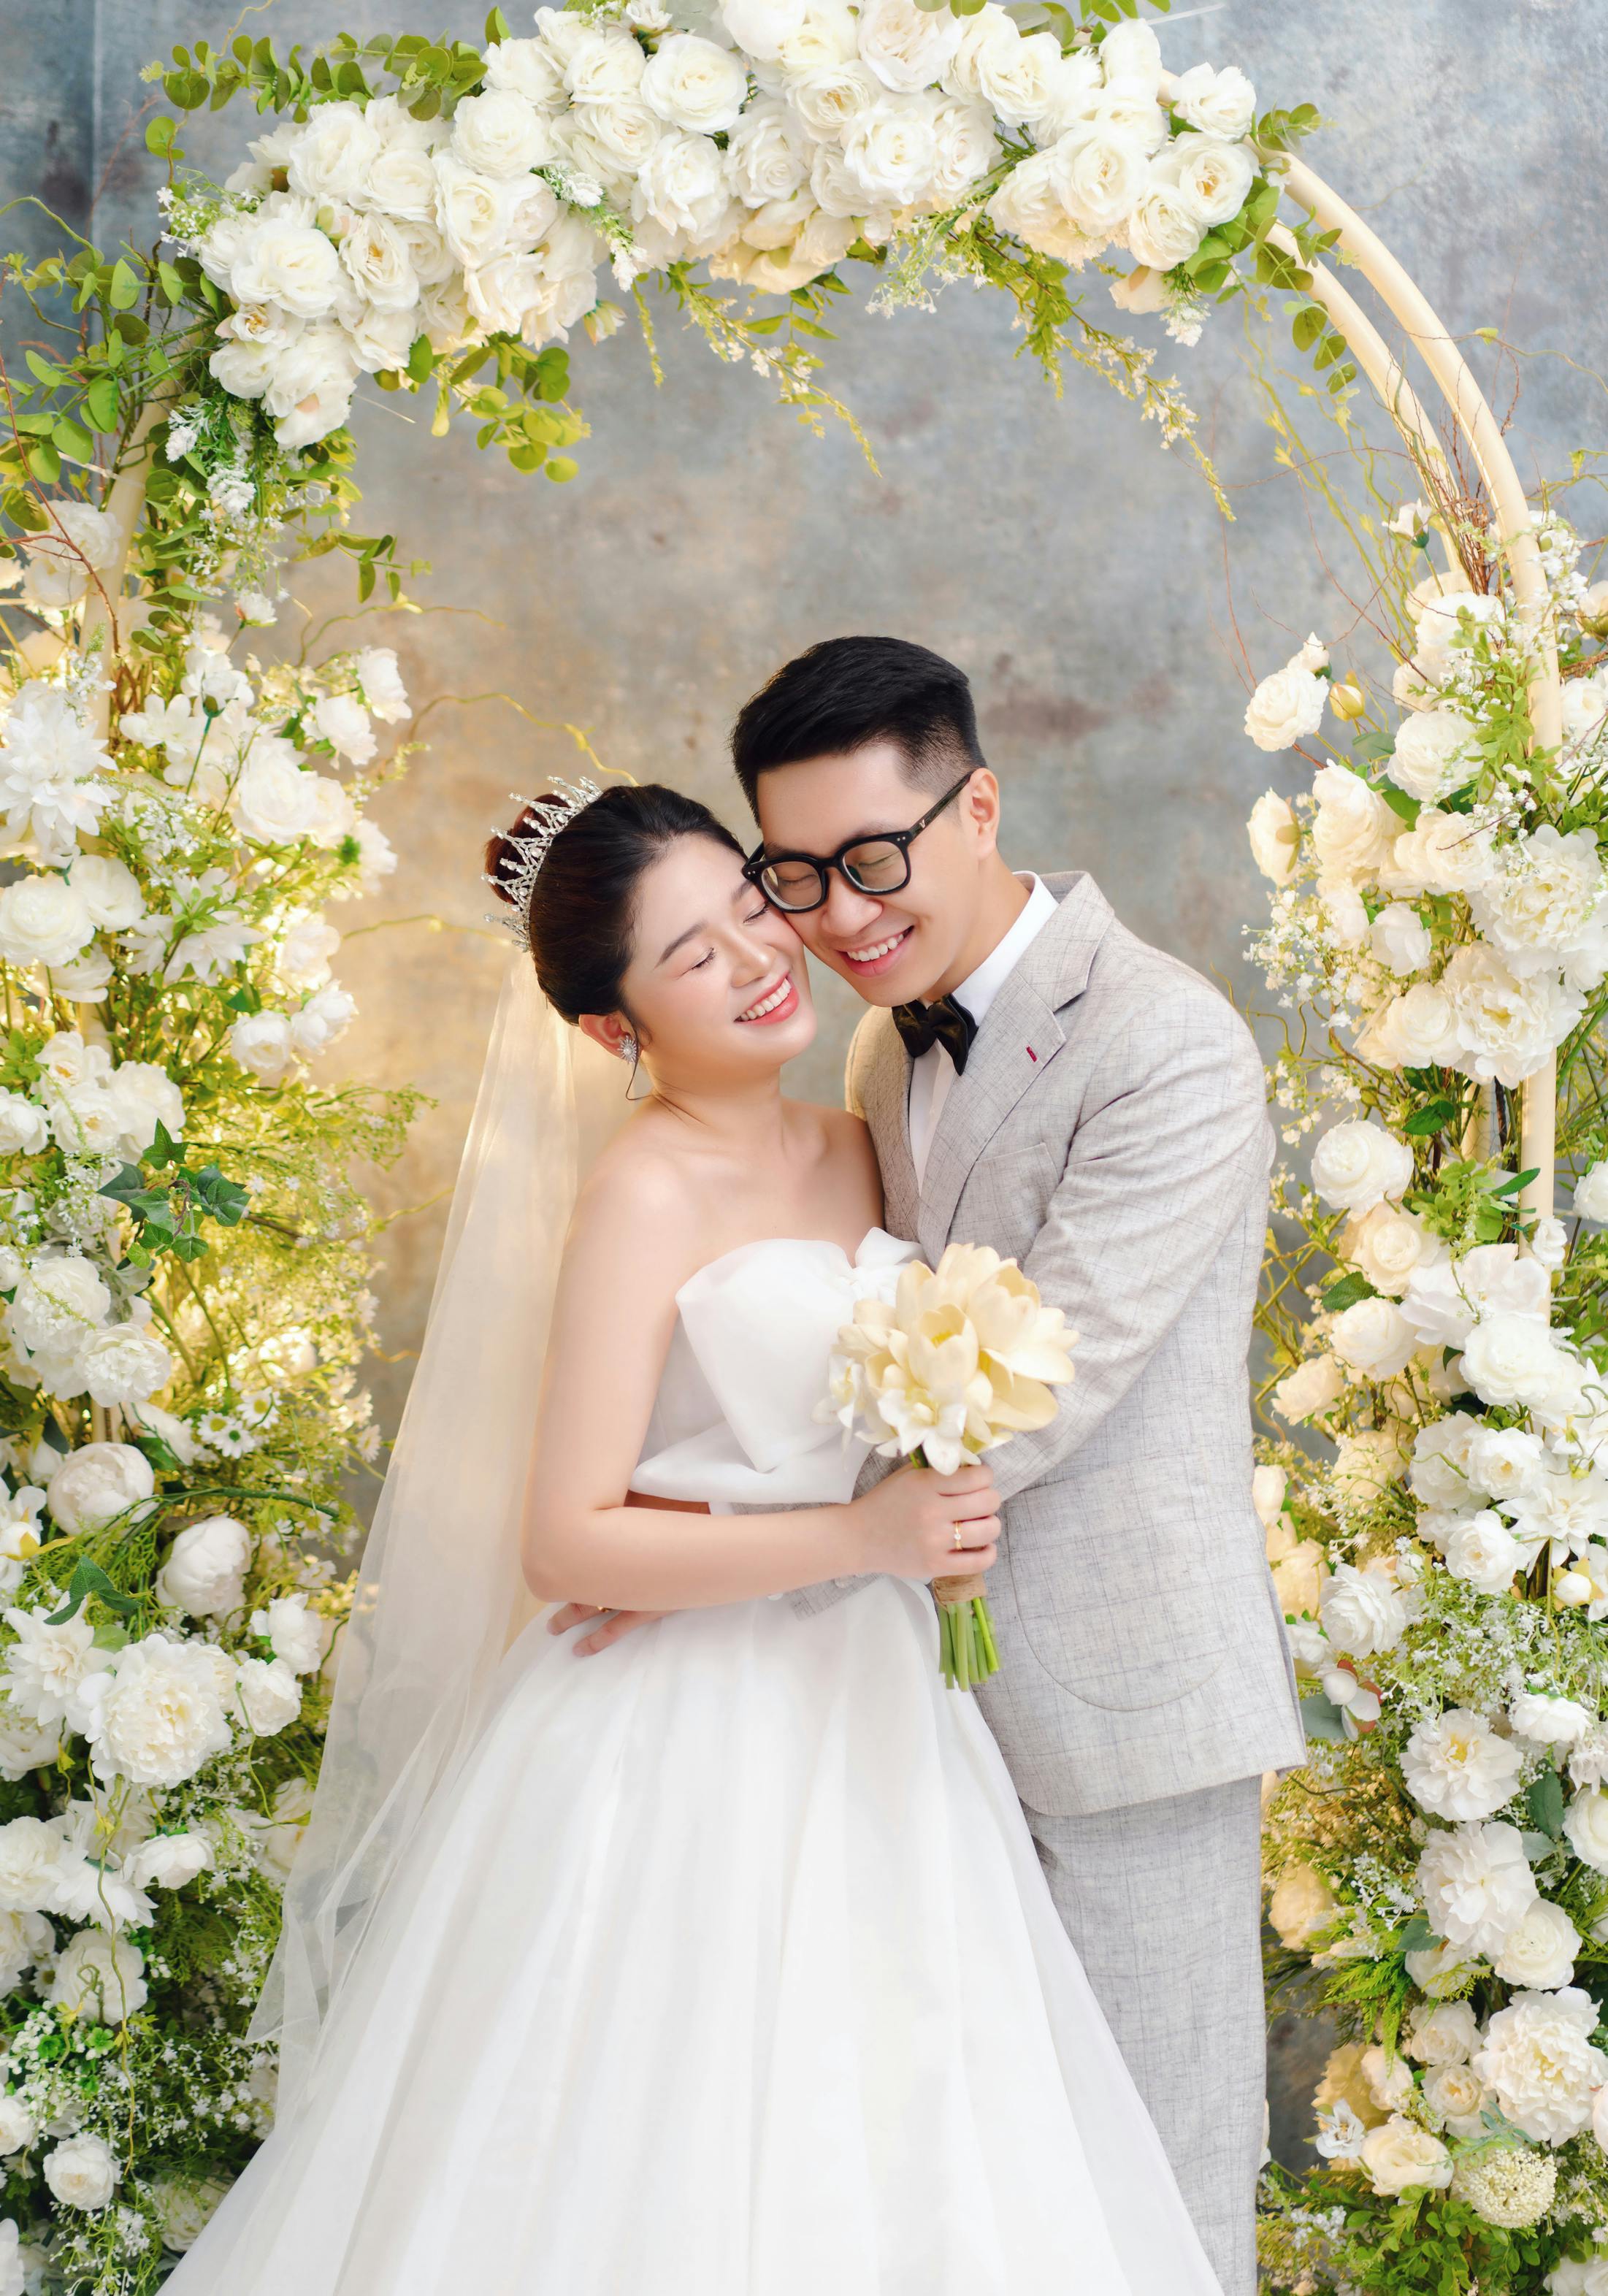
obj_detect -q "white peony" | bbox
[1418,1819,1538,1956]
[80,1635,235,1788]
[1244,636,1328,751]
[1309,763,1397,884]
[45,1442,154,1537]
[1320,1562,1406,1659]
[79,1323,172,1411]
[0,1710,60,1781]
[0,1817,64,1914]
[1474,1989,1608,2146]
[0,1092,47,1157]
[1401,1707,1524,1822]
[1310,1119,1414,1216]
[1512,1693,1593,1749]
[155,1516,253,1619]
[1471,827,1608,984]
[1388,807,1497,900]
[1495,1899,1582,1990]
[1461,1312,1581,1414]
[1271,1352,1343,1425]
[43,2132,119,2212]
[0,2096,36,2158]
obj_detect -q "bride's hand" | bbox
[851,1463,1001,1583]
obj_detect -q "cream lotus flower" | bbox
[824,1244,1076,1474]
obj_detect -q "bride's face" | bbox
[610,835,816,1079]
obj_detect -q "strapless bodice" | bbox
[631,1228,915,1507]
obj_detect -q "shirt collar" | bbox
[951,874,1059,1028]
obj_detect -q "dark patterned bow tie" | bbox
[892,993,978,1074]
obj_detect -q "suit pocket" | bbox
[1004,1458,1230,1713]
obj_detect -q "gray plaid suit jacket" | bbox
[792,870,1306,1816]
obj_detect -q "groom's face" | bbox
[752,740,994,1007]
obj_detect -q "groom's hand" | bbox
[545,1489,702,1655]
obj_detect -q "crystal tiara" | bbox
[483,778,604,946]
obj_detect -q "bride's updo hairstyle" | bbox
[485,783,745,1025]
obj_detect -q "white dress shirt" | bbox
[907,874,1059,1189]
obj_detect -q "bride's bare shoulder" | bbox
[566,1118,708,1277]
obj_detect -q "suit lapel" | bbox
[916,871,1114,1263]
[857,1009,920,1241]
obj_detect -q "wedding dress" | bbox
[169,1224,1222,2296]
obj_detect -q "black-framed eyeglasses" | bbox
[743,768,979,915]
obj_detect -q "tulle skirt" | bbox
[167,1580,1220,2295]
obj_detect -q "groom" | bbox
[735,635,1303,2294]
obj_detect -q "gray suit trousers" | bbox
[1023,1775,1265,2296]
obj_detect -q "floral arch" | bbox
[0,1,1600,2289]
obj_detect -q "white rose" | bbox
[1320,1562,1406,1659]
[1576,1163,1608,1223]
[643,34,749,131]
[1474,1988,1607,2146]
[1311,1120,1414,1216]
[1368,903,1431,976]
[1125,182,1203,272]
[231,215,342,321]
[1247,790,1298,882]
[1168,60,1257,139]
[0,1817,64,1914]
[927,98,998,204]
[633,131,732,241]
[564,28,648,104]
[1267,1862,1336,1951]
[79,1323,171,1410]
[1271,1539,1328,1620]
[126,1831,213,1891]
[1359,2114,1452,2197]
[311,691,375,765]
[155,1516,253,1620]
[1421,2059,1488,2132]
[1046,125,1149,234]
[1309,763,1396,882]
[1465,1426,1546,1504]
[1245,638,1328,752]
[974,26,1063,129]
[1495,1899,1582,1991]
[1512,1693,1593,1749]
[1461,1313,1580,1414]
[1165,131,1254,227]
[486,35,569,107]
[0,1712,59,1781]
[987,153,1108,264]
[842,99,939,207]
[1272,1352,1344,1425]
[288,983,358,1055]
[263,326,357,449]
[0,876,93,971]
[364,138,441,221]
[1444,1510,1523,1596]
[434,156,513,269]
[1566,1788,1608,1876]
[451,86,552,180]
[150,2173,230,2255]
[1342,1203,1440,1298]
[234,1654,302,1738]
[855,0,961,91]
[0,2097,35,2157]
[250,1593,332,1675]
[0,1092,47,1157]
[105,1060,183,1157]
[229,750,320,846]
[1406,1998,1480,2067]
[1418,1819,1538,1956]
[719,0,808,61]
[1401,1707,1523,1822]
[727,101,810,206]
[48,1929,146,2021]
[68,855,142,931]
[1389,708,1479,803]
[1358,982,1465,1071]
[1331,1295,1418,1380]
[1390,809,1496,899]
[43,2132,118,2212]
[286,100,380,204]
[1252,1463,1287,1533]
[787,59,882,142]
[230,1011,296,1084]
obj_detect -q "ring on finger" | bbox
[952,1525,964,1550]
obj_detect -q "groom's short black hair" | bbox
[731,635,985,816]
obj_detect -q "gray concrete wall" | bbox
[3,0,1604,2172]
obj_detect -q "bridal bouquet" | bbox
[822,1245,1076,1690]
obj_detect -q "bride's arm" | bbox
[520,1171,998,1612]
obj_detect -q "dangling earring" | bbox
[617,1035,638,1065]
[619,1032,651,1101]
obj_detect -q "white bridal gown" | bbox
[169,1233,1222,2296]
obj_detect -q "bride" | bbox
[168,779,1222,2295]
